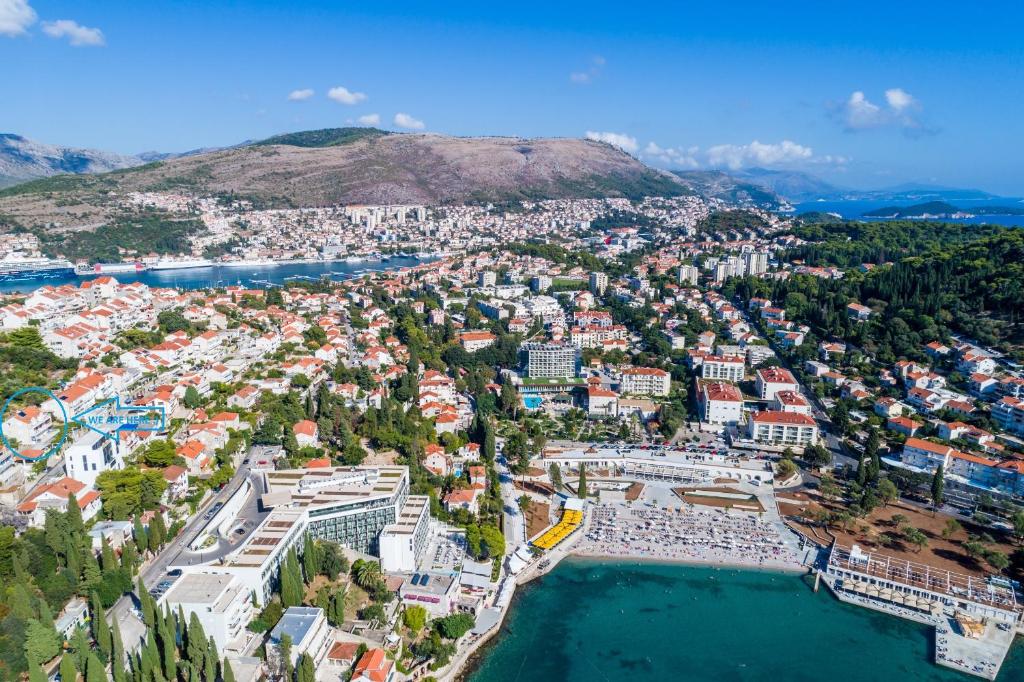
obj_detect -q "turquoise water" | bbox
[793,199,1024,227]
[467,559,1024,682]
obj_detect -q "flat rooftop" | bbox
[162,572,244,611]
[270,606,324,645]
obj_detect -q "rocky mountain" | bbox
[0,134,146,188]
[670,170,788,209]
[729,168,843,203]
[0,129,715,229]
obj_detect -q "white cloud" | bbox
[706,140,813,170]
[41,19,104,46]
[585,130,638,154]
[393,112,425,130]
[843,91,884,130]
[327,86,367,105]
[643,141,699,169]
[357,113,381,126]
[570,55,606,84]
[885,87,915,112]
[837,88,930,134]
[287,88,314,101]
[0,0,36,37]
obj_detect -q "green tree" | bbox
[877,478,899,507]
[85,652,105,682]
[403,605,427,633]
[986,551,1010,574]
[223,659,237,682]
[281,548,304,608]
[941,518,962,540]
[931,464,945,513]
[297,652,315,682]
[184,385,202,409]
[278,634,293,680]
[91,593,112,660]
[548,462,562,490]
[60,654,78,682]
[24,619,62,666]
[577,464,587,499]
[302,534,320,583]
[433,612,475,640]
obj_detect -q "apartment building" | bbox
[747,411,819,447]
[159,572,255,651]
[755,367,799,401]
[619,367,671,397]
[700,355,745,382]
[697,380,743,425]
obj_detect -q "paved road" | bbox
[496,455,525,550]
[109,447,267,648]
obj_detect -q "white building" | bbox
[747,411,819,447]
[589,271,608,295]
[65,430,123,488]
[159,572,255,651]
[619,367,671,397]
[701,355,745,382]
[678,264,699,286]
[379,495,431,573]
[520,343,579,378]
[755,367,800,401]
[697,381,743,425]
[269,607,332,668]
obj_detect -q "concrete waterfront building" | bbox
[379,495,431,573]
[520,342,580,378]
[187,465,430,604]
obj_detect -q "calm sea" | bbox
[792,199,1024,227]
[0,256,432,295]
[467,559,1024,682]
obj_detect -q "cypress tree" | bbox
[121,541,138,576]
[60,654,78,682]
[112,621,127,682]
[302,535,319,581]
[148,518,164,553]
[186,612,207,671]
[931,464,945,512]
[101,537,117,572]
[223,659,236,682]
[577,463,588,498]
[133,517,148,554]
[29,664,46,682]
[66,492,84,534]
[91,592,112,660]
[139,578,156,628]
[204,636,217,682]
[85,652,105,682]
[298,652,315,682]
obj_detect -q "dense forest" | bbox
[730,223,1024,360]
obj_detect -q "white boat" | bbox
[74,261,144,276]
[345,256,365,263]
[218,259,279,268]
[148,257,215,271]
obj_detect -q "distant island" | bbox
[862,200,1024,219]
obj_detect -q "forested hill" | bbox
[785,220,1007,267]
[730,222,1024,361]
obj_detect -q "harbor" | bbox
[0,254,436,294]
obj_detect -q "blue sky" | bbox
[3,0,1023,194]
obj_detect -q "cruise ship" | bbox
[0,255,75,282]
[148,257,215,271]
[75,261,146,276]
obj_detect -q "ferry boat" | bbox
[0,255,76,281]
[148,257,215,271]
[74,261,146,276]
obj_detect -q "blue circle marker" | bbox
[0,387,69,462]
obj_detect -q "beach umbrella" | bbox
[879,588,893,601]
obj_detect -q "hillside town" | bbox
[1,196,1024,682]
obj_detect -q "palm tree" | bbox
[352,560,381,589]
